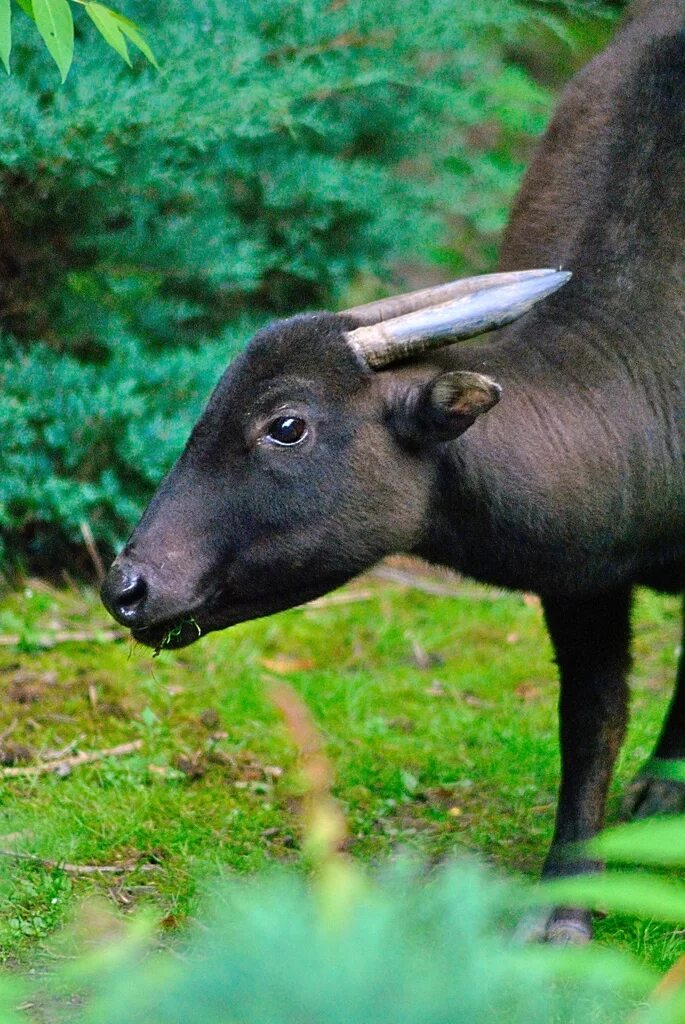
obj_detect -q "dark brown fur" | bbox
[102,1,685,942]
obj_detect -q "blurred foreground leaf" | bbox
[0,0,10,72]
[32,0,73,80]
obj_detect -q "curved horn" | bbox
[342,268,563,326]
[345,269,572,369]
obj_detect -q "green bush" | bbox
[6,817,685,1024]
[17,858,665,1024]
[0,1,616,570]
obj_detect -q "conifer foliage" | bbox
[0,0,613,569]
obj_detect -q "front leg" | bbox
[539,588,632,942]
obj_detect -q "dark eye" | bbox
[266,415,308,446]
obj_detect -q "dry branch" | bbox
[0,848,159,876]
[0,628,126,649]
[0,740,143,777]
[370,564,506,600]
[79,520,107,582]
[304,589,376,609]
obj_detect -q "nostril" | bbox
[101,564,151,626]
[117,574,147,611]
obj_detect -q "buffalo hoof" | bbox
[622,774,685,820]
[515,906,592,945]
[543,907,593,945]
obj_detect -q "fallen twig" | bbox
[0,719,18,743]
[303,589,376,609]
[0,740,143,777]
[0,830,33,843]
[79,520,106,583]
[0,848,159,876]
[370,564,506,600]
[41,734,87,762]
[0,628,126,649]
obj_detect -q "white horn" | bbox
[342,268,563,326]
[345,269,572,369]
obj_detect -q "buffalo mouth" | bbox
[129,574,355,653]
[131,615,205,654]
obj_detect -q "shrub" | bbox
[5,859,660,1024]
[0,1,617,570]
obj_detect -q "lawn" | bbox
[0,565,681,970]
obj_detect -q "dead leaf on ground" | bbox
[460,690,493,709]
[108,883,157,911]
[8,684,41,705]
[0,743,33,766]
[260,655,315,674]
[423,785,460,810]
[425,680,446,697]
[174,751,207,781]
[96,701,129,720]
[514,683,542,703]
[388,715,415,733]
[6,670,58,704]
[408,638,443,671]
[199,708,221,730]
[207,748,283,788]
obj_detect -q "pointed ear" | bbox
[387,371,502,446]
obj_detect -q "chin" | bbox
[129,577,355,653]
[128,599,291,653]
[131,616,210,653]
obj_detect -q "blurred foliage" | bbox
[0,0,621,570]
[0,0,156,83]
[13,820,685,1024]
[49,860,657,1024]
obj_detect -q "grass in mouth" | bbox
[154,616,203,655]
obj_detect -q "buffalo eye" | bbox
[266,415,308,446]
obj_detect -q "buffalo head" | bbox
[101,268,569,650]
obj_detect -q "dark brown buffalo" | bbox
[102,1,685,942]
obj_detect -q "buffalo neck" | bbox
[414,293,685,596]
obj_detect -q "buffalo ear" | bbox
[387,370,502,446]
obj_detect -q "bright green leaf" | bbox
[13,0,34,20]
[33,0,73,82]
[0,0,10,73]
[109,8,158,68]
[590,817,685,867]
[641,757,685,783]
[85,2,130,66]
[533,872,685,924]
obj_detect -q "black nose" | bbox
[101,564,148,625]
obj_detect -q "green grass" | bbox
[0,574,681,971]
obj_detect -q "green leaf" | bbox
[32,0,73,81]
[640,757,685,783]
[590,817,685,867]
[533,872,685,924]
[13,0,34,20]
[0,0,10,73]
[109,8,157,68]
[85,2,130,66]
